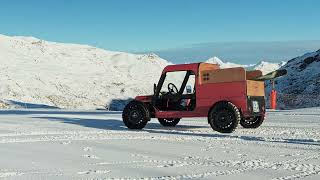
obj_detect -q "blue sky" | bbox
[0,0,320,54]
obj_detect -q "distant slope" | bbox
[205,56,283,74]
[267,49,320,109]
[0,34,170,110]
[250,61,286,74]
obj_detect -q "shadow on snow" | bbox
[5,100,60,109]
[0,110,121,115]
[29,115,320,147]
[31,116,207,131]
[0,107,318,147]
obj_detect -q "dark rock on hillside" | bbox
[266,50,320,109]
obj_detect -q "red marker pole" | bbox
[270,80,277,110]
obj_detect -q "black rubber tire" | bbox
[122,101,150,129]
[208,102,241,133]
[240,116,264,128]
[158,118,181,127]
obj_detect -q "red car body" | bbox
[135,63,266,119]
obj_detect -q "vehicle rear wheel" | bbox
[158,118,180,127]
[240,116,264,128]
[208,102,240,133]
[122,101,150,129]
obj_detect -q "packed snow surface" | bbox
[0,108,319,179]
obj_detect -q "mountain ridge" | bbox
[0,34,289,109]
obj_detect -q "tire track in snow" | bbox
[0,132,209,144]
[105,167,254,180]
[77,169,110,175]
[0,130,146,137]
[270,154,320,180]
[0,171,23,178]
[104,154,320,179]
[150,167,254,180]
[272,171,320,180]
[93,159,269,179]
[1,126,319,151]
[0,170,63,178]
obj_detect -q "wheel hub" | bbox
[129,110,142,123]
[216,111,233,128]
[131,112,138,118]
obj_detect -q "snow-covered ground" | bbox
[0,108,319,179]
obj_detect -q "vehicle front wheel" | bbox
[240,116,264,128]
[122,101,150,129]
[208,102,241,133]
[158,118,180,127]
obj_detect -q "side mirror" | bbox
[153,83,157,94]
[186,85,192,94]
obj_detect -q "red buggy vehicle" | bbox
[122,63,268,133]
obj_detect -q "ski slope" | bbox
[0,108,319,179]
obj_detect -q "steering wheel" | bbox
[167,83,179,94]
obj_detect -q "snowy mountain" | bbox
[267,49,320,109]
[205,57,283,74]
[250,61,286,74]
[0,34,170,110]
[205,56,249,69]
[0,34,286,110]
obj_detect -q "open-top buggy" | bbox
[122,62,281,133]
